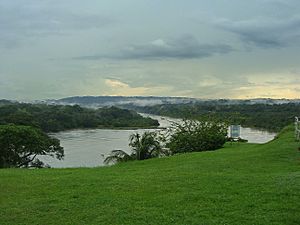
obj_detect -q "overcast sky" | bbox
[0,0,300,100]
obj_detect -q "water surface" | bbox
[41,114,276,168]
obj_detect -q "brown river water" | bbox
[39,114,276,168]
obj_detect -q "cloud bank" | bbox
[0,1,113,48]
[215,16,300,48]
[0,0,299,100]
[73,36,233,60]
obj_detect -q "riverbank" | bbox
[1,125,299,225]
[41,114,276,168]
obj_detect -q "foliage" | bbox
[103,149,133,164]
[0,125,64,168]
[0,126,299,225]
[104,131,163,164]
[166,119,228,154]
[131,103,300,132]
[0,102,159,132]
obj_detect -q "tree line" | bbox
[129,103,300,132]
[0,102,159,132]
[0,101,160,168]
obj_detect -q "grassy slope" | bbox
[0,127,299,225]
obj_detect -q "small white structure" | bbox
[295,117,300,141]
[230,125,241,139]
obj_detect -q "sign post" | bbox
[230,125,241,140]
[295,117,300,141]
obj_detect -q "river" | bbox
[39,114,276,168]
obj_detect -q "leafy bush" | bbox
[166,120,228,154]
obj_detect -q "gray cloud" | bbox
[215,16,300,48]
[1,0,300,100]
[0,1,113,48]
[73,36,234,60]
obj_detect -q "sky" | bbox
[0,0,300,100]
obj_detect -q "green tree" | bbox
[0,103,159,132]
[104,131,163,164]
[0,125,64,168]
[166,120,228,154]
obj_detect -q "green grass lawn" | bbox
[1,126,299,225]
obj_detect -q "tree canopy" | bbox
[0,125,64,168]
[130,103,300,132]
[0,102,159,132]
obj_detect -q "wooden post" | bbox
[295,117,300,141]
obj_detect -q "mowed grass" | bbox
[1,126,299,225]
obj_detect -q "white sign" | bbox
[295,117,300,141]
[230,125,241,138]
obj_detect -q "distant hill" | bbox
[44,96,300,108]
[0,99,12,105]
[46,96,198,107]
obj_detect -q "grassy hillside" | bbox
[0,126,299,225]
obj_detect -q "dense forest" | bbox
[0,101,159,132]
[130,103,300,132]
[1,99,299,132]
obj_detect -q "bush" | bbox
[166,120,228,154]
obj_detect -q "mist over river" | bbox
[40,114,276,168]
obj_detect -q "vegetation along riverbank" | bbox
[0,101,159,132]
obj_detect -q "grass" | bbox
[1,126,300,225]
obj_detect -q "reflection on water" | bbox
[40,114,276,168]
[239,127,276,144]
[40,129,137,168]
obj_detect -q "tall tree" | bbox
[0,125,64,168]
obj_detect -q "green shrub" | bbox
[166,120,228,154]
